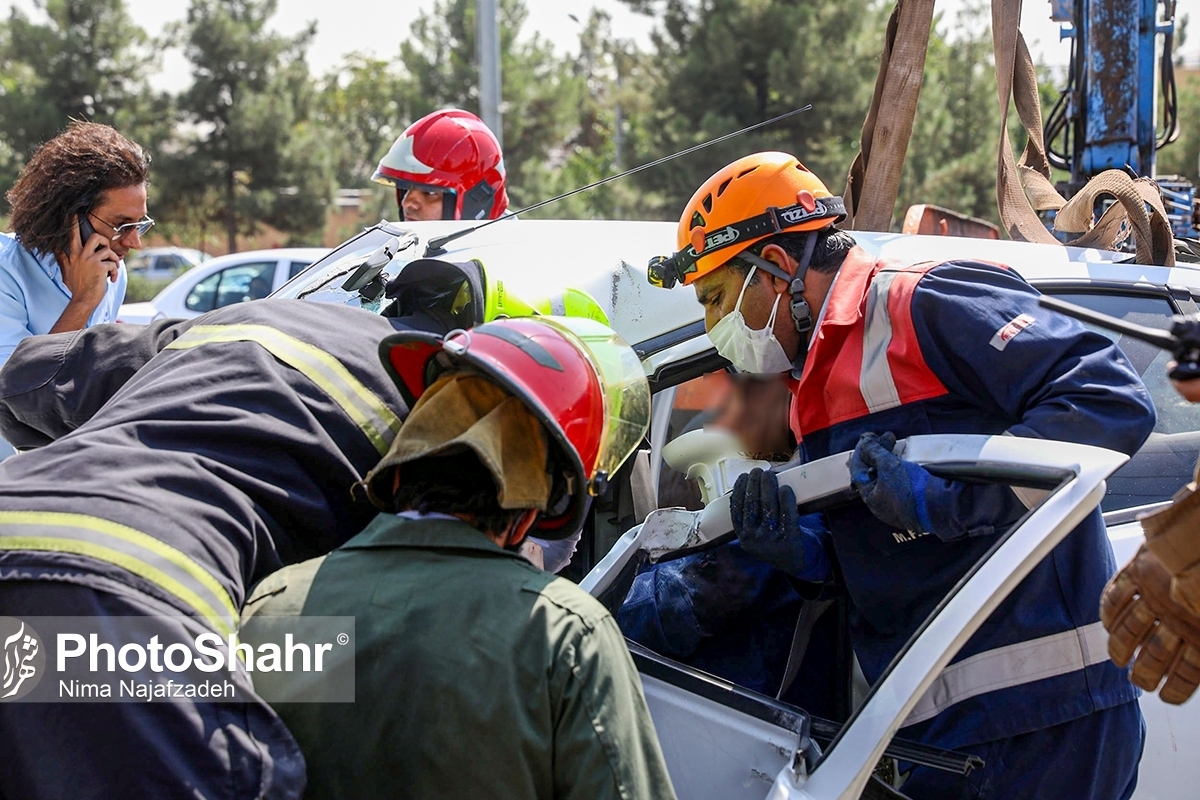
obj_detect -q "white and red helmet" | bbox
[372,109,509,221]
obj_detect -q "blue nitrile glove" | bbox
[850,431,933,534]
[730,468,831,581]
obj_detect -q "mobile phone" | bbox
[78,212,97,249]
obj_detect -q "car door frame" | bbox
[585,434,1127,800]
[1031,278,1189,524]
[270,257,291,293]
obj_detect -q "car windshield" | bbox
[1039,290,1200,514]
[272,223,423,312]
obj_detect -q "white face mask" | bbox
[707,267,794,374]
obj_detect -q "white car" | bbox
[124,247,210,282]
[280,220,1200,799]
[117,248,328,325]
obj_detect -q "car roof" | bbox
[197,248,329,268]
[374,220,1200,349]
[129,246,184,256]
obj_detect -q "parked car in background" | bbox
[124,247,209,282]
[118,248,328,324]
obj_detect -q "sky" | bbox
[6,0,1200,91]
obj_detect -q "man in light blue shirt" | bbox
[0,121,152,367]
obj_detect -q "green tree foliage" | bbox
[1158,11,1196,184]
[0,0,158,202]
[307,0,584,218]
[314,54,411,189]
[525,9,658,219]
[309,54,412,224]
[617,0,886,219]
[0,0,1123,243]
[1155,70,1200,186]
[159,0,333,251]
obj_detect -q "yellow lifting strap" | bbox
[0,511,239,637]
[166,324,404,456]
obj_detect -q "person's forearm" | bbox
[49,298,100,334]
[0,316,188,449]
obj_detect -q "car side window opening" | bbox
[623,380,1065,728]
[1042,290,1200,513]
[125,253,152,272]
[656,372,732,511]
[288,260,313,279]
[159,254,188,273]
[185,262,277,313]
[185,272,219,313]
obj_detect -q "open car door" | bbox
[582,434,1128,800]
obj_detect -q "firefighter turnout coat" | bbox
[0,299,419,640]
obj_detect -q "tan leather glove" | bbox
[1101,545,1200,704]
[1142,480,1200,615]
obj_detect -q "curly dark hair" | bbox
[7,121,150,261]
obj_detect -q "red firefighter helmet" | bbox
[379,316,650,538]
[372,109,509,221]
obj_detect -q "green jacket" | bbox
[242,514,677,800]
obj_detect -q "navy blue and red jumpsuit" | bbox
[792,247,1154,798]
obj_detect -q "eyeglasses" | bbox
[89,213,155,244]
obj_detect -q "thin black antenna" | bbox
[424,105,814,256]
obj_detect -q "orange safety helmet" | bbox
[372,109,509,222]
[379,316,650,538]
[647,151,845,290]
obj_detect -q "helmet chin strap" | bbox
[737,231,818,378]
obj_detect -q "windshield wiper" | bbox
[296,232,417,301]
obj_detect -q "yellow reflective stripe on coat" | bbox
[166,324,402,455]
[0,511,238,637]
